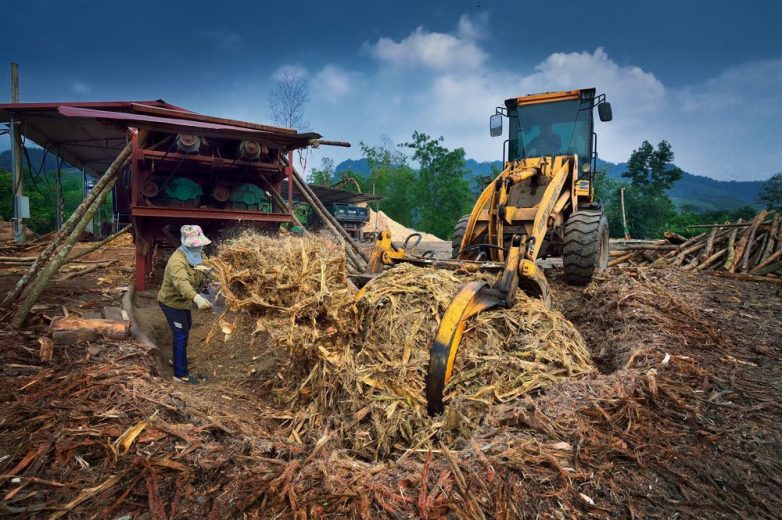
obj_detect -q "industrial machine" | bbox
[362,88,613,415]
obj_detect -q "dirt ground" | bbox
[0,243,781,518]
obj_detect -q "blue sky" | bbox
[1,0,781,181]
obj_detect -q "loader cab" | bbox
[491,88,611,172]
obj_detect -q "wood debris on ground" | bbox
[610,210,782,285]
[0,229,780,517]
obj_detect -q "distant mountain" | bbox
[336,157,766,212]
[0,147,69,172]
[0,147,83,180]
[335,158,370,176]
[597,159,763,211]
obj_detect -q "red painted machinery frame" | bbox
[128,128,296,290]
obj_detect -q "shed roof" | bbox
[283,180,381,205]
[0,100,320,176]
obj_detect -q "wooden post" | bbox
[56,156,64,230]
[2,140,133,306]
[10,63,26,244]
[620,187,630,240]
[11,164,125,327]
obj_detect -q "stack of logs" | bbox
[609,210,782,285]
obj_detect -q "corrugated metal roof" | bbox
[0,100,320,176]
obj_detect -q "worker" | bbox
[528,122,561,157]
[157,225,213,384]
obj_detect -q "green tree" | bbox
[310,157,335,186]
[614,140,683,238]
[402,132,473,239]
[592,169,626,237]
[622,188,676,239]
[758,172,782,210]
[0,168,103,235]
[701,205,757,223]
[622,140,683,195]
[360,141,418,228]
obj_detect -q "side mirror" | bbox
[598,101,613,122]
[489,114,503,137]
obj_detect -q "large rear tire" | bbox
[451,214,471,258]
[563,209,609,285]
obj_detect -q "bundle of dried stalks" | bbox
[210,232,354,356]
[212,232,593,458]
[334,264,593,458]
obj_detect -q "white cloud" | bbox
[272,64,309,81]
[71,81,90,94]
[365,17,487,71]
[313,65,354,102]
[665,58,782,180]
[293,16,782,181]
[457,12,490,40]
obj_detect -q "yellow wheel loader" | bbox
[361,88,613,415]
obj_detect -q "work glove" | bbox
[194,265,212,273]
[193,294,212,310]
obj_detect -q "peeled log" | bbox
[751,248,782,274]
[50,316,130,340]
[53,329,98,345]
[698,227,719,263]
[608,251,637,267]
[730,210,768,272]
[723,224,740,271]
[760,214,779,262]
[694,248,727,271]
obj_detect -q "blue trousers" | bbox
[159,303,192,378]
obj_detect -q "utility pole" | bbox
[620,187,630,239]
[55,156,64,230]
[10,63,28,243]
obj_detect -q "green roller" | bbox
[163,177,203,202]
[229,183,269,211]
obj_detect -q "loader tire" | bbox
[563,209,609,285]
[451,214,471,258]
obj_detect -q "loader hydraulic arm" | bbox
[425,234,549,415]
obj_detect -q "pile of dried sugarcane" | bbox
[209,231,593,459]
[609,210,782,284]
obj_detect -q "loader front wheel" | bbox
[451,214,471,259]
[563,210,609,285]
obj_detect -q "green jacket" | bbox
[157,249,207,309]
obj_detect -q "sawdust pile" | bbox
[363,208,443,242]
[210,232,593,459]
